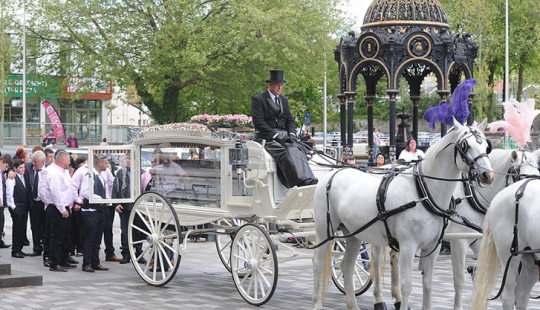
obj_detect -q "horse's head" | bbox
[452,118,494,187]
[506,149,540,184]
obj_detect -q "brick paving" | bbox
[0,210,539,309]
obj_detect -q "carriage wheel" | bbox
[230,223,278,306]
[215,218,247,272]
[331,239,372,296]
[129,191,181,286]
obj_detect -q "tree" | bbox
[0,0,16,146]
[24,0,346,124]
[440,0,540,120]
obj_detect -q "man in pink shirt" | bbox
[40,151,75,272]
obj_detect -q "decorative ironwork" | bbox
[335,0,477,156]
[363,0,449,27]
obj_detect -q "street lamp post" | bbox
[22,0,27,146]
[504,0,509,148]
[323,65,327,148]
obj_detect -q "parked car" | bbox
[429,133,441,146]
[417,132,434,146]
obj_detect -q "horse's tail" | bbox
[472,219,500,310]
[321,243,333,296]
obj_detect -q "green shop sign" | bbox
[4,74,61,99]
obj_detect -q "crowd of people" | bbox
[0,144,147,273]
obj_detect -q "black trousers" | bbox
[30,200,46,252]
[46,204,70,266]
[82,209,104,266]
[0,206,6,246]
[263,139,316,188]
[9,205,28,253]
[119,206,143,258]
[103,205,116,258]
[69,208,84,254]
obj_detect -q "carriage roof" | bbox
[132,123,241,148]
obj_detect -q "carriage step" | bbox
[0,263,43,288]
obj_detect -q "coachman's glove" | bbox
[288,133,297,141]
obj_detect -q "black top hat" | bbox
[266,70,286,84]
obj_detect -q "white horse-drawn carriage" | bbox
[86,124,371,306]
[86,119,540,309]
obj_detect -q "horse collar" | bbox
[462,176,488,214]
[414,163,454,218]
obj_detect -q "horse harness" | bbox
[452,151,536,243]
[312,163,455,256]
[490,177,540,300]
[311,128,491,251]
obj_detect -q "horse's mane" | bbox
[488,149,513,173]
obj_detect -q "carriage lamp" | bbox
[229,140,249,189]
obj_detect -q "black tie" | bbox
[33,170,40,199]
[275,96,280,108]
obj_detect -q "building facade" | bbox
[2,74,150,146]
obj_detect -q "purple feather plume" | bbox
[423,79,476,130]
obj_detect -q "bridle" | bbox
[505,151,538,186]
[452,127,492,183]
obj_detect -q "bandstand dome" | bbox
[334,0,478,166]
[362,0,449,28]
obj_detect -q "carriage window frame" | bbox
[87,145,139,204]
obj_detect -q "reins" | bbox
[309,126,492,254]
[489,177,540,301]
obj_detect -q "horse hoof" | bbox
[374,302,388,310]
[394,302,411,310]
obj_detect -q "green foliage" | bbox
[24,0,346,124]
[440,0,540,120]
[0,0,16,119]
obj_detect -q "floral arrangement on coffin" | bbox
[140,122,211,138]
[190,114,253,128]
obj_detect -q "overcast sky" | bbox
[341,0,373,29]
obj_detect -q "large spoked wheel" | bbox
[230,223,278,306]
[129,191,181,286]
[331,238,372,296]
[215,218,247,272]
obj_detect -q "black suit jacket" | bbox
[24,162,40,206]
[12,175,30,208]
[251,90,296,141]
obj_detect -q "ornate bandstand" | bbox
[335,0,478,165]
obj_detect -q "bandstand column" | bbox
[410,95,420,142]
[366,94,375,166]
[387,90,399,162]
[338,94,347,149]
[344,91,356,159]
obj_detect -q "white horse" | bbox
[472,177,540,309]
[312,119,494,310]
[382,149,540,310]
[448,148,540,310]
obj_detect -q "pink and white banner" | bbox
[42,101,65,139]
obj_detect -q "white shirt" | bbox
[6,174,26,209]
[80,168,107,212]
[41,163,73,213]
[267,90,279,104]
[5,178,16,210]
[399,149,425,162]
[101,168,114,199]
[71,163,89,205]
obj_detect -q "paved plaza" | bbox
[0,211,539,310]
